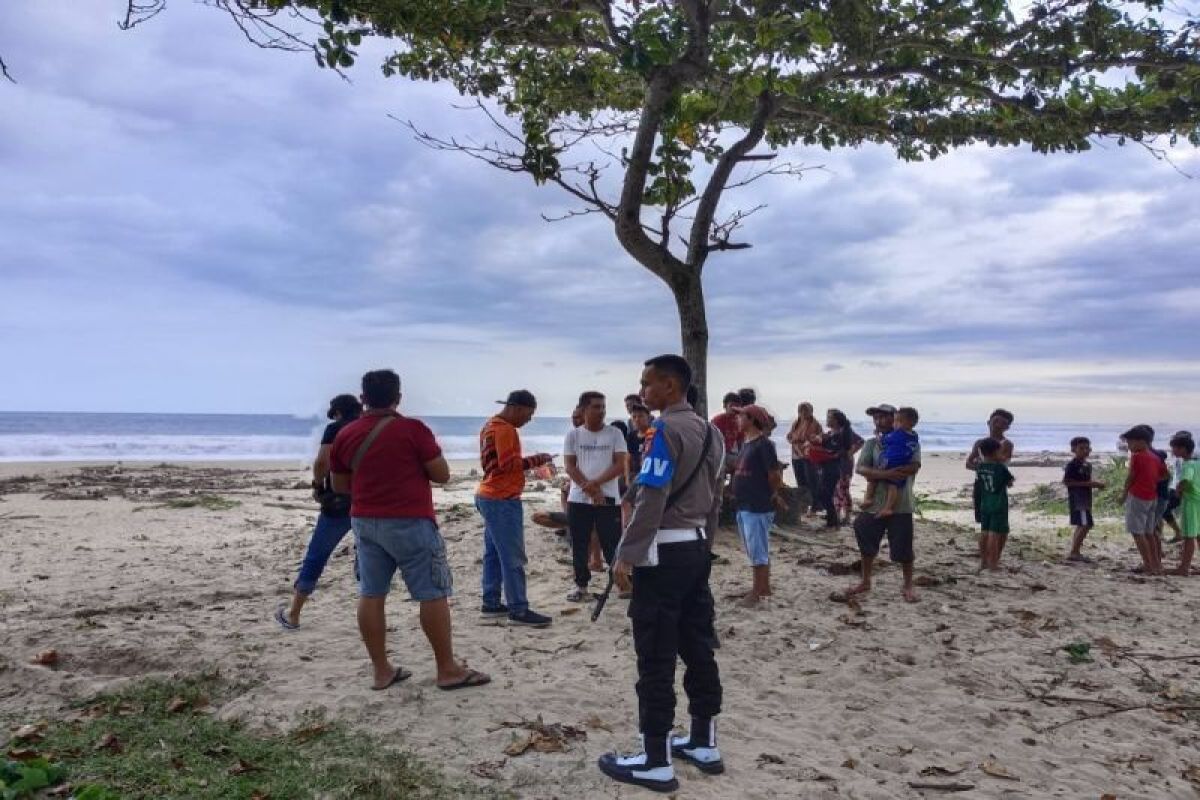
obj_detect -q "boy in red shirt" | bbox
[1121,425,1169,575]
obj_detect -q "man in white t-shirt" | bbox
[563,390,628,601]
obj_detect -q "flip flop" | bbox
[371,667,412,691]
[437,669,491,691]
[274,606,299,631]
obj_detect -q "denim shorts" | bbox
[352,517,453,600]
[736,510,773,566]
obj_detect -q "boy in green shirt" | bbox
[975,438,1015,571]
[1169,434,1198,576]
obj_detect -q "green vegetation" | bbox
[133,494,241,513]
[5,674,492,800]
[1023,483,1068,517]
[915,493,962,513]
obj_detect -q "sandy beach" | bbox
[2,454,1199,798]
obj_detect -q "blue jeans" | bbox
[475,496,528,614]
[294,512,353,594]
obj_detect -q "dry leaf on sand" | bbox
[980,759,1019,780]
[920,764,966,777]
[30,649,60,667]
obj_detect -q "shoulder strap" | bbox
[664,422,715,511]
[351,416,395,472]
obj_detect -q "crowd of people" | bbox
[271,364,1197,793]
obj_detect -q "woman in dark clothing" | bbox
[835,427,865,525]
[276,393,362,629]
[817,409,855,529]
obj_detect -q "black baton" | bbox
[591,570,616,621]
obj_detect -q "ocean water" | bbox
[0,412,1182,463]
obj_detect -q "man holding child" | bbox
[836,403,921,604]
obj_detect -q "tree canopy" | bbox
[116,0,1200,407]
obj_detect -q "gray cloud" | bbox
[1,2,1197,415]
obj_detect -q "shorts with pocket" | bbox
[1124,496,1157,536]
[352,516,453,600]
[979,508,1010,536]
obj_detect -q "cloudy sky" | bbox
[2,2,1197,423]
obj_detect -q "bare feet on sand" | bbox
[902,586,919,603]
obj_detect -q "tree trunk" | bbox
[671,271,709,416]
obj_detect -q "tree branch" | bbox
[615,73,689,281]
[686,90,775,268]
[119,1,167,31]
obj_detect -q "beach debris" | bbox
[756,753,785,767]
[30,649,60,667]
[470,759,507,779]
[584,715,611,732]
[94,732,123,753]
[920,765,966,777]
[290,722,331,743]
[1184,763,1200,787]
[496,716,586,756]
[1062,642,1093,664]
[979,759,1019,780]
[1162,683,1185,700]
[12,723,46,742]
[4,748,41,762]
[841,757,857,769]
[907,781,975,792]
[228,758,261,776]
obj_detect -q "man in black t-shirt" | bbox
[732,404,781,607]
[277,393,362,630]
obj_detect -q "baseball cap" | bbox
[865,403,897,415]
[497,389,537,409]
[738,404,772,430]
[1120,424,1153,442]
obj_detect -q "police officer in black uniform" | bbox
[597,354,726,793]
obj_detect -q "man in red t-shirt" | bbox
[710,392,744,469]
[1120,424,1169,575]
[330,369,490,691]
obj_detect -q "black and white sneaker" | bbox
[508,608,552,628]
[480,603,509,619]
[597,751,678,793]
[670,734,725,774]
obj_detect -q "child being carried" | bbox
[862,407,920,518]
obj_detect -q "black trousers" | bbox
[819,460,841,526]
[629,540,722,737]
[567,501,621,587]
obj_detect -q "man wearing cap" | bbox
[837,403,922,604]
[598,354,726,793]
[475,390,555,628]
